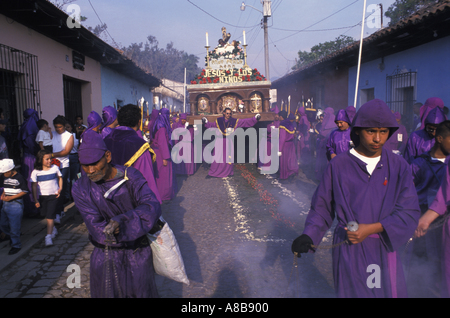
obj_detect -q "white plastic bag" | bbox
[147,218,190,285]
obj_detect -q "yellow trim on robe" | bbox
[279,125,296,134]
[215,118,240,136]
[124,143,156,167]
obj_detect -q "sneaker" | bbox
[8,247,21,255]
[51,226,58,239]
[55,214,61,224]
[45,235,53,247]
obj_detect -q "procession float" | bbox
[186,27,274,124]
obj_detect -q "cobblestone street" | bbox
[0,163,335,298]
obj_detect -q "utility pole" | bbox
[240,0,271,80]
[262,0,271,81]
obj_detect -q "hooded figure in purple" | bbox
[404,106,447,164]
[295,107,311,166]
[151,108,177,200]
[104,104,162,204]
[100,106,118,139]
[72,130,161,298]
[419,97,445,131]
[203,108,260,178]
[292,99,420,298]
[277,110,299,180]
[173,113,197,176]
[315,107,335,180]
[18,108,40,216]
[326,108,352,161]
[258,111,280,173]
[384,112,408,155]
[81,111,102,141]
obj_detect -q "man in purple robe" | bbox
[103,104,162,204]
[326,109,352,161]
[404,106,447,164]
[202,108,260,178]
[18,109,40,217]
[72,130,161,298]
[173,113,197,176]
[292,99,420,298]
[295,107,311,166]
[258,112,280,174]
[151,108,177,201]
[384,112,408,155]
[100,106,118,139]
[315,107,335,180]
[278,110,298,180]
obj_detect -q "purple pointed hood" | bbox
[335,109,351,124]
[424,105,446,125]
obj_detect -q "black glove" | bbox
[291,234,313,257]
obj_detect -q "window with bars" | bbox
[0,43,41,163]
[386,68,417,132]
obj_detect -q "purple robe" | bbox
[326,128,351,160]
[384,124,408,155]
[18,109,40,216]
[258,120,280,171]
[304,148,420,297]
[315,107,335,180]
[173,125,197,176]
[205,116,258,178]
[404,107,446,164]
[72,165,161,298]
[429,163,450,297]
[409,152,449,271]
[296,108,311,165]
[104,126,162,204]
[152,127,176,200]
[278,119,298,179]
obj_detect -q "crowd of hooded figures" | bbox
[1,96,450,298]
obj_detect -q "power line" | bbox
[87,0,119,48]
[186,0,260,29]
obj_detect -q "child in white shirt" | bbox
[36,119,53,152]
[30,150,63,247]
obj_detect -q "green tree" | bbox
[292,35,355,70]
[121,35,201,83]
[385,0,438,25]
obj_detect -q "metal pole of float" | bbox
[354,0,367,108]
[184,67,186,113]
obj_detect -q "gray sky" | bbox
[71,0,397,81]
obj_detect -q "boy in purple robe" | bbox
[411,120,450,297]
[419,97,445,131]
[173,114,197,176]
[292,99,420,298]
[100,106,118,139]
[104,104,162,204]
[278,110,298,180]
[202,108,260,178]
[404,106,447,164]
[72,130,161,298]
[326,109,352,161]
[384,112,408,155]
[151,108,177,200]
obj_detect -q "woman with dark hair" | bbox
[51,115,74,223]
